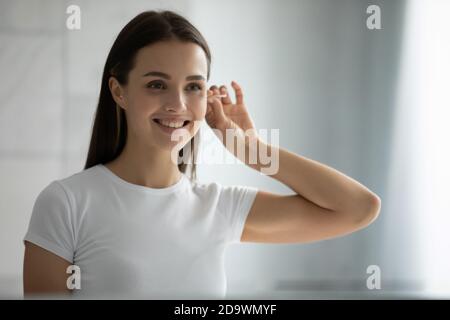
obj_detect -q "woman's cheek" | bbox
[137,97,160,116]
[198,97,208,117]
[186,97,206,118]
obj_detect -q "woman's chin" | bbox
[150,138,190,153]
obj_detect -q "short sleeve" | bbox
[23,181,75,263]
[218,184,259,244]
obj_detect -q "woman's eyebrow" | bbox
[142,71,205,81]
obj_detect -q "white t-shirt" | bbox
[23,164,258,299]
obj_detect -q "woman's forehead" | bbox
[133,41,207,77]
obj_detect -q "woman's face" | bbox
[112,39,208,152]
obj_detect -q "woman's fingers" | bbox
[207,82,240,126]
[209,83,238,105]
[206,89,213,111]
[209,85,220,96]
[220,85,232,105]
[231,80,244,105]
[207,93,227,124]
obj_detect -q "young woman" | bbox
[23,10,381,299]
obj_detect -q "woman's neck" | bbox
[105,140,182,189]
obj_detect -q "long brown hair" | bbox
[84,10,211,181]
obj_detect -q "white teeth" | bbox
[157,119,185,128]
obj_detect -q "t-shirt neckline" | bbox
[97,164,188,195]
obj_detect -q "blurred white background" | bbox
[1,0,449,299]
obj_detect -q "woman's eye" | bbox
[146,82,165,90]
[146,82,202,92]
[186,83,203,91]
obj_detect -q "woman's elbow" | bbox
[357,193,382,226]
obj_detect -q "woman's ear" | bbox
[108,76,127,110]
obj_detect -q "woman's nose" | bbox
[164,92,187,112]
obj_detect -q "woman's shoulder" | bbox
[39,165,105,201]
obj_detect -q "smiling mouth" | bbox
[152,119,191,129]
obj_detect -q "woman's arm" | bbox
[23,241,72,298]
[207,82,381,244]
[241,142,381,243]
